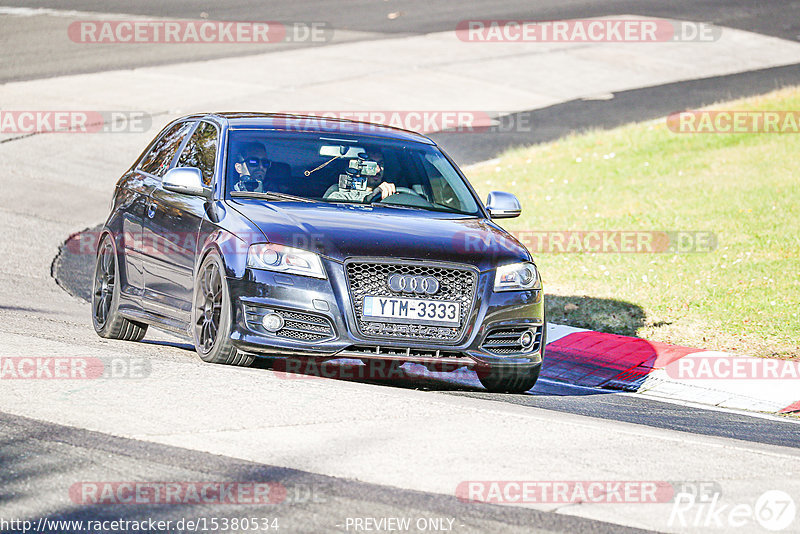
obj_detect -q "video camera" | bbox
[338,157,380,192]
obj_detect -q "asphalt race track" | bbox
[2,2,800,533]
[3,412,650,534]
[2,0,800,82]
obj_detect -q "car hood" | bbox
[227,199,530,271]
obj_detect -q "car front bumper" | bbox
[227,260,545,369]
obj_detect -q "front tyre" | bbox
[192,251,253,367]
[477,364,540,393]
[92,234,148,341]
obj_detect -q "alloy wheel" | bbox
[195,261,223,352]
[93,241,115,327]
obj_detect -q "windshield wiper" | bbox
[370,201,471,216]
[428,202,472,215]
[230,191,317,203]
[372,200,471,215]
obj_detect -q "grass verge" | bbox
[467,87,799,359]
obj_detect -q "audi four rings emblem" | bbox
[387,274,440,295]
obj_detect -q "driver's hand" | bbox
[377,182,396,199]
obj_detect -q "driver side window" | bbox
[178,121,218,186]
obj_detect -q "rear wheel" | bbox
[91,234,147,341]
[477,364,540,393]
[192,251,253,367]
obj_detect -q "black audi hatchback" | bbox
[92,113,545,392]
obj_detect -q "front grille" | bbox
[345,345,466,360]
[481,325,543,355]
[243,305,336,342]
[345,260,478,342]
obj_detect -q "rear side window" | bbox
[139,121,194,177]
[178,121,218,186]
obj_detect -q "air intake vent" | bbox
[481,325,543,355]
[244,305,336,342]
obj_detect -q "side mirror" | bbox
[486,191,521,219]
[163,167,211,199]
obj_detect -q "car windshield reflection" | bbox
[226,131,481,216]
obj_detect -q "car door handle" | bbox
[146,202,156,219]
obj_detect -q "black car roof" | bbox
[204,112,436,145]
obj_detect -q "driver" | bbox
[232,142,271,192]
[326,149,396,202]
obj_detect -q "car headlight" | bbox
[494,262,541,292]
[246,243,326,279]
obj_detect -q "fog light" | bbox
[262,312,284,333]
[519,330,535,350]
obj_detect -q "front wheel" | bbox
[477,364,540,393]
[92,234,148,341]
[192,251,253,367]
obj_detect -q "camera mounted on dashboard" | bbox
[338,155,380,192]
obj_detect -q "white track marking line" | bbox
[0,6,147,19]
[537,377,800,425]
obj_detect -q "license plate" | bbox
[363,296,460,327]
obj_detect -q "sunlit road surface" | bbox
[1,2,799,532]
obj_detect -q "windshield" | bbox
[225,130,481,215]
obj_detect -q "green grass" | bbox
[467,87,800,359]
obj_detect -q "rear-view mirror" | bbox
[319,145,365,158]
